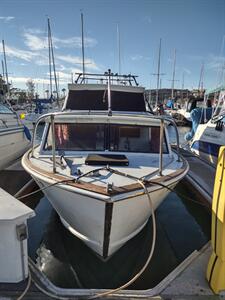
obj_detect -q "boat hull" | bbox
[190,121,225,166]
[0,127,30,170]
[33,176,177,259]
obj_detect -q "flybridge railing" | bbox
[31,111,181,176]
[74,69,139,86]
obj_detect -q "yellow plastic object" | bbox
[207,146,225,294]
[20,113,25,119]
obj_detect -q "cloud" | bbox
[183,68,191,75]
[0,16,15,22]
[130,55,144,61]
[9,76,49,85]
[144,16,152,24]
[130,54,150,61]
[53,36,97,48]
[23,32,47,51]
[0,45,39,62]
[56,54,100,70]
[206,54,225,70]
[23,28,97,51]
[184,54,205,61]
[9,74,71,86]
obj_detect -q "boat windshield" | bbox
[0,103,13,114]
[212,91,225,121]
[44,123,168,154]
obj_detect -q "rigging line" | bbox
[16,178,76,200]
[16,270,32,300]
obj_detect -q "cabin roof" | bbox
[63,84,147,112]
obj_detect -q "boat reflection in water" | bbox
[23,70,188,260]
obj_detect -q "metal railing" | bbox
[31,111,181,175]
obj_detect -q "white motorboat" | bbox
[190,91,225,165]
[0,103,32,170]
[22,71,188,259]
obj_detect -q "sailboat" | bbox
[0,41,32,170]
[25,18,61,124]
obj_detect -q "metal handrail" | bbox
[31,111,182,175]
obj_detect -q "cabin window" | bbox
[44,123,168,153]
[54,123,105,151]
[109,125,167,153]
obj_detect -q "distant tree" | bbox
[62,88,66,98]
[26,79,35,101]
[45,89,49,99]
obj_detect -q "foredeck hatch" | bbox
[85,154,129,166]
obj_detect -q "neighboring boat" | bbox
[25,97,60,124]
[25,18,61,125]
[0,102,32,170]
[171,96,206,126]
[22,71,188,259]
[189,91,225,165]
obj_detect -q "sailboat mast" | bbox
[2,40,9,93]
[81,12,85,83]
[47,19,52,97]
[156,38,162,107]
[117,24,121,75]
[1,60,5,81]
[48,18,59,103]
[171,48,176,99]
[198,62,204,95]
[181,71,184,101]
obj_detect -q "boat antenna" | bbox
[2,40,9,93]
[81,12,85,83]
[48,18,59,105]
[152,38,165,107]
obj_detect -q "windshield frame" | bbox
[42,122,169,155]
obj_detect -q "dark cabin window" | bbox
[44,123,168,153]
[65,90,146,112]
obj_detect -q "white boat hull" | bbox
[0,127,30,170]
[190,120,225,166]
[33,176,177,258]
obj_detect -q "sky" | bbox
[0,0,225,96]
